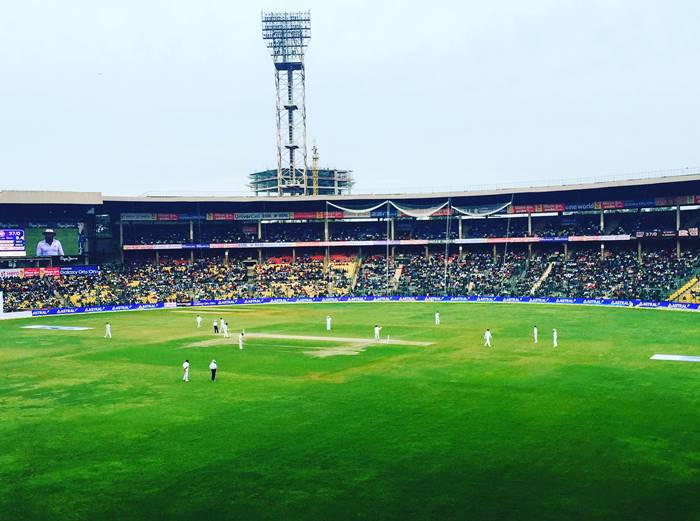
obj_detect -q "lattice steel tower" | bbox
[262,11,311,196]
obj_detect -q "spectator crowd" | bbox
[2,247,699,312]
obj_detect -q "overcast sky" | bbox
[1,0,698,195]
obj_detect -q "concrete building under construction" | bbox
[249,167,354,196]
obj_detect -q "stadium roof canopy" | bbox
[3,172,700,208]
[0,191,102,205]
[103,172,700,203]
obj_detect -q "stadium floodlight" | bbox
[261,11,311,196]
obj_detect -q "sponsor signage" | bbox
[0,266,100,278]
[32,303,165,316]
[61,265,100,276]
[28,295,700,316]
[120,213,157,222]
[123,194,700,225]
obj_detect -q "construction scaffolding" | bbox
[249,167,354,196]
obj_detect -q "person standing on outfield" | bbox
[104,322,112,339]
[182,359,190,382]
[238,331,245,350]
[374,324,382,341]
[209,359,217,381]
[213,319,219,335]
[222,321,230,338]
[484,328,492,347]
[435,311,440,326]
[326,315,332,332]
[196,315,202,328]
[533,325,538,344]
[553,328,558,349]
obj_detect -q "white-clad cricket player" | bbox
[182,359,190,382]
[484,329,492,347]
[222,321,230,338]
[533,325,538,344]
[435,311,440,325]
[373,324,382,341]
[553,329,558,349]
[238,331,245,350]
[104,322,112,339]
[196,315,202,328]
[326,315,332,332]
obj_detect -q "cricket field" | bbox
[1,302,698,520]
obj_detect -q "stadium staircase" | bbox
[668,276,700,303]
[245,261,258,296]
[351,256,363,290]
[394,265,404,283]
[530,262,554,295]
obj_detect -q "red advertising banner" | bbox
[23,268,40,278]
[292,211,345,220]
[542,203,566,212]
[655,195,696,206]
[43,266,62,277]
[156,213,180,221]
[508,205,547,214]
[206,213,236,221]
[507,205,530,214]
[599,200,625,210]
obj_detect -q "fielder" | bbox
[182,359,190,382]
[326,315,332,332]
[238,331,245,350]
[483,328,492,347]
[222,321,230,338]
[196,314,202,328]
[533,325,538,344]
[435,311,440,326]
[374,324,382,341]
[104,322,112,339]
[553,328,558,349]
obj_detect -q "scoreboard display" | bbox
[0,229,26,257]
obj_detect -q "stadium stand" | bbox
[2,175,700,312]
[4,246,699,311]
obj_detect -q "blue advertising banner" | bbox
[31,302,165,316]
[60,265,100,276]
[29,295,700,316]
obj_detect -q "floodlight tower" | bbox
[261,11,311,196]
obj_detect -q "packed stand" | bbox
[3,247,699,311]
[538,248,700,301]
[0,260,248,312]
[253,255,352,297]
[355,255,398,295]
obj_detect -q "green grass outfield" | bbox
[1,302,698,521]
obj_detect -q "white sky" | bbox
[0,0,698,195]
